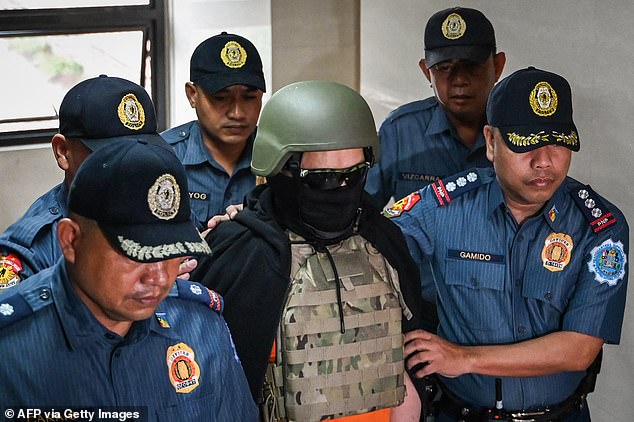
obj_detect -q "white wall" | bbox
[168,0,272,128]
[361,1,634,421]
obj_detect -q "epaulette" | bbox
[0,283,53,329]
[569,185,617,233]
[161,123,191,145]
[174,279,224,314]
[384,98,435,123]
[430,168,482,206]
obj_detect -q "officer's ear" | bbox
[492,52,506,82]
[52,134,71,171]
[419,59,432,83]
[185,82,197,108]
[57,217,81,264]
[484,125,496,163]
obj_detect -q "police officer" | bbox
[191,81,423,421]
[0,137,257,421]
[0,75,167,286]
[388,68,629,421]
[366,7,506,307]
[162,32,265,226]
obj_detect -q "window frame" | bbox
[0,0,167,147]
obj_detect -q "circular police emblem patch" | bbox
[221,41,247,68]
[588,239,627,286]
[148,174,180,220]
[442,13,466,40]
[542,233,573,272]
[0,254,22,290]
[117,93,146,130]
[529,82,558,117]
[166,342,201,394]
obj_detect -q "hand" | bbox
[206,203,243,230]
[404,329,470,379]
[177,258,198,280]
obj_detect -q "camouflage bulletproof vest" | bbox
[269,232,409,421]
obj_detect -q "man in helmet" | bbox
[191,81,422,421]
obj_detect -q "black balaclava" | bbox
[268,158,366,245]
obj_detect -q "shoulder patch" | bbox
[0,254,23,290]
[570,185,616,233]
[587,239,627,286]
[430,169,481,206]
[0,291,33,329]
[175,279,224,314]
[383,192,421,218]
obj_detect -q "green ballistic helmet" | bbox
[251,80,379,176]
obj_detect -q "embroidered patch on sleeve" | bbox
[0,254,23,290]
[382,192,421,218]
[587,239,627,286]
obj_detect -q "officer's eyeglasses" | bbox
[298,162,369,190]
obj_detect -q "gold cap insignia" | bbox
[148,174,180,220]
[530,82,558,117]
[117,93,146,130]
[0,254,22,290]
[542,232,573,272]
[442,13,467,40]
[221,41,247,69]
[166,342,201,393]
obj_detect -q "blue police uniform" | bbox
[389,167,629,412]
[366,97,491,306]
[0,183,67,287]
[0,260,257,421]
[162,121,256,224]
[366,97,490,206]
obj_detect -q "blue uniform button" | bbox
[179,131,187,137]
[39,288,51,300]
[105,333,116,339]
[48,207,60,215]
[544,292,553,301]
[515,279,521,288]
[114,349,122,357]
[470,277,478,287]
[518,325,526,333]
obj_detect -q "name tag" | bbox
[189,191,208,200]
[448,249,504,264]
[399,172,439,183]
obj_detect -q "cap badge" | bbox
[117,93,146,130]
[0,254,23,290]
[148,174,180,220]
[221,40,247,69]
[442,13,467,40]
[530,82,558,117]
[542,232,573,272]
[166,342,201,393]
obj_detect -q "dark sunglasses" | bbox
[298,162,369,190]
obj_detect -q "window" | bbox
[0,0,166,146]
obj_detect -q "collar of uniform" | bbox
[181,122,256,174]
[147,284,183,340]
[52,262,117,351]
[55,182,69,217]
[179,122,209,166]
[424,99,453,137]
[486,171,506,216]
[540,178,570,231]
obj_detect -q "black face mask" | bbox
[269,164,367,244]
